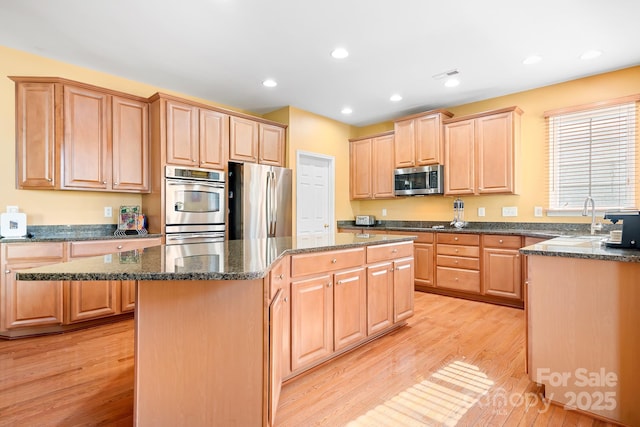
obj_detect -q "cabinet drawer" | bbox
[436,267,480,293]
[366,241,413,263]
[5,242,65,261]
[291,247,365,278]
[436,255,480,270]
[269,256,290,299]
[436,244,479,258]
[69,237,161,258]
[483,235,522,249]
[436,233,479,246]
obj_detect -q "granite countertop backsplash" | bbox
[0,224,162,243]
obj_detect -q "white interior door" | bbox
[296,151,335,238]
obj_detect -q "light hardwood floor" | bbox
[0,292,618,426]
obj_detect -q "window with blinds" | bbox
[547,99,638,211]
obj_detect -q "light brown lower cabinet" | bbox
[0,237,161,337]
[366,262,394,335]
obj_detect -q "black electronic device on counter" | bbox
[603,210,640,249]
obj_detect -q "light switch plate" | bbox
[534,206,543,217]
[477,207,486,217]
[382,208,387,217]
[502,206,518,217]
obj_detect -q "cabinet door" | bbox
[444,119,475,195]
[483,248,522,299]
[414,243,434,287]
[269,289,284,427]
[366,263,393,335]
[199,109,229,170]
[15,82,57,189]
[229,116,259,163]
[3,262,64,329]
[259,123,285,166]
[350,138,372,199]
[68,280,118,323]
[416,114,443,165]
[166,99,198,166]
[372,134,395,198]
[393,119,415,168]
[121,280,136,312]
[63,85,110,190]
[393,258,415,322]
[476,112,514,194]
[334,268,367,351]
[291,275,333,371]
[112,96,149,192]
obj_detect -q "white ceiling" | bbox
[1,0,640,126]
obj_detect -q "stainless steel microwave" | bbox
[394,165,444,196]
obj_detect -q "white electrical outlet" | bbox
[502,206,518,217]
[382,208,387,217]
[534,206,543,217]
[477,207,486,217]
[104,207,113,218]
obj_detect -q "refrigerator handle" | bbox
[266,170,272,237]
[271,171,278,236]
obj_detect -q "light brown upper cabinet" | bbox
[229,116,286,166]
[443,106,522,195]
[162,98,229,170]
[349,132,395,200]
[11,77,149,193]
[393,110,453,168]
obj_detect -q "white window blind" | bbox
[547,101,638,211]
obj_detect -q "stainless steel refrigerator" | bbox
[228,162,292,239]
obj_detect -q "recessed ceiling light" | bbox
[444,78,460,88]
[580,50,602,60]
[390,94,403,102]
[523,55,542,65]
[341,107,353,115]
[262,79,277,88]
[331,48,349,59]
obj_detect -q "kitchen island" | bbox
[520,236,640,426]
[17,233,416,427]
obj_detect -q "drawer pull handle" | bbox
[331,258,337,264]
[391,249,398,253]
[338,276,359,285]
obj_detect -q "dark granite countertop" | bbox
[16,233,416,281]
[337,220,620,239]
[0,224,162,243]
[519,235,640,263]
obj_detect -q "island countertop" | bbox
[519,234,640,262]
[16,233,416,281]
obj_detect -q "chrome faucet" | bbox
[582,196,602,235]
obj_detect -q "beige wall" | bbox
[2,44,639,227]
[352,66,640,223]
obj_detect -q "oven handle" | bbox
[167,180,225,188]
[167,234,225,241]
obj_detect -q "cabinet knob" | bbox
[327,282,332,287]
[454,260,459,264]
[192,159,197,162]
[389,268,394,272]
[284,297,288,303]
[454,237,459,241]
[5,270,10,274]
[331,258,337,264]
[455,249,459,253]
[102,181,107,184]
[117,245,123,249]
[277,274,284,280]
[499,239,504,244]
[114,182,119,185]
[47,178,52,182]
[392,249,398,253]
